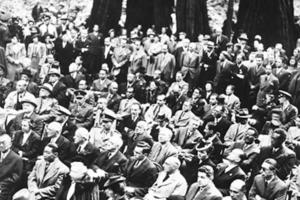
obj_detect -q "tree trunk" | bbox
[176,0,210,41]
[235,0,296,56]
[88,0,123,34]
[153,0,174,32]
[223,0,234,39]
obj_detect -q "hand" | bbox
[125,186,135,194]
[96,168,106,178]
[252,105,259,110]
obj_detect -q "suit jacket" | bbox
[173,127,202,149]
[69,102,94,130]
[276,68,291,91]
[172,110,196,128]
[256,74,279,107]
[225,94,240,112]
[28,158,69,200]
[248,65,266,90]
[145,104,172,123]
[0,150,23,200]
[257,145,296,180]
[54,40,74,74]
[282,103,298,130]
[118,98,139,116]
[107,93,122,113]
[211,34,229,54]
[129,49,147,74]
[224,123,250,144]
[214,117,232,142]
[288,71,300,110]
[148,142,178,166]
[125,157,158,189]
[52,81,69,108]
[146,170,187,200]
[156,52,176,83]
[180,51,200,80]
[214,60,235,94]
[124,132,153,157]
[117,115,144,133]
[73,142,100,168]
[186,182,223,200]
[92,150,128,174]
[249,174,287,200]
[213,165,246,195]
[91,78,112,94]
[27,42,46,60]
[8,112,44,137]
[60,74,86,89]
[12,130,41,160]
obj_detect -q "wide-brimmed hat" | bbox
[48,68,61,77]
[239,33,248,41]
[102,109,117,122]
[20,97,38,108]
[278,90,292,101]
[236,108,251,119]
[40,83,53,94]
[103,175,126,188]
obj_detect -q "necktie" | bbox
[163,173,170,182]
[178,111,185,122]
[67,181,76,200]
[153,105,161,119]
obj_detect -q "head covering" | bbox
[54,105,71,116]
[21,97,37,107]
[236,108,251,119]
[12,188,30,200]
[75,127,89,140]
[70,162,88,180]
[102,109,117,122]
[239,33,248,41]
[74,90,87,100]
[48,122,63,133]
[278,90,292,101]
[40,83,53,94]
[20,69,32,78]
[103,175,126,188]
[48,68,61,77]
[69,63,79,73]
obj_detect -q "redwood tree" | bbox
[235,0,296,56]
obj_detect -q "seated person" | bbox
[27,143,69,200]
[144,157,188,200]
[223,179,247,200]
[186,165,222,200]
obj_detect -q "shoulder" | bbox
[57,159,70,173]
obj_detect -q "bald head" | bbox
[0,134,12,152]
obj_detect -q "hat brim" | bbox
[21,101,37,107]
[40,86,52,94]
[236,114,251,119]
[48,72,61,77]
[103,177,126,188]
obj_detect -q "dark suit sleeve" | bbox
[0,156,23,189]
[22,136,41,159]
[248,176,259,200]
[77,108,94,129]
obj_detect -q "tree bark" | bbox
[88,0,123,34]
[176,0,210,41]
[235,0,296,56]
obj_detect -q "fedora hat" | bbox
[236,108,251,119]
[48,68,61,77]
[20,97,38,108]
[278,90,292,101]
[40,83,53,94]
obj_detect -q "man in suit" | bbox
[214,51,235,94]
[123,120,153,157]
[118,87,139,117]
[173,117,203,150]
[256,64,279,107]
[106,82,122,113]
[278,90,298,130]
[249,158,288,200]
[54,33,74,75]
[172,100,197,128]
[0,134,23,200]
[27,143,69,200]
[211,28,229,55]
[212,105,232,142]
[256,128,296,181]
[167,71,189,97]
[144,157,187,200]
[27,34,46,73]
[12,118,41,172]
[48,68,70,108]
[156,44,176,84]
[8,97,44,137]
[145,94,172,125]
[60,63,86,89]
[125,142,158,198]
[91,68,112,97]
[152,70,168,95]
[186,165,223,200]
[213,149,246,196]
[148,127,178,166]
[225,85,241,113]
[223,179,247,200]
[274,57,291,91]
[248,53,266,108]
[91,134,127,175]
[288,68,300,111]
[73,127,99,168]
[129,39,147,74]
[43,122,75,166]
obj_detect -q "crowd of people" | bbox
[2,2,300,200]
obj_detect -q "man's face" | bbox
[109,84,118,94]
[226,86,232,95]
[265,65,272,75]
[271,132,282,148]
[157,96,165,106]
[163,159,175,173]
[255,57,263,66]
[126,88,134,99]
[49,74,59,83]
[209,95,217,106]
[47,126,58,138]
[197,150,207,160]
[101,139,116,152]
[73,134,83,144]
[229,185,243,200]
[0,137,9,152]
[192,89,200,99]
[43,146,56,162]
[135,122,145,134]
[190,120,200,131]
[176,73,182,82]
[97,99,107,110]
[182,102,191,112]
[103,120,112,130]
[99,70,106,80]
[244,130,255,144]
[21,120,31,133]
[39,88,50,98]
[158,131,171,144]
[133,146,144,160]
[16,82,27,92]
[261,162,274,179]
[127,74,135,83]
[0,68,4,77]
[205,83,212,92]
[22,103,35,113]
[78,80,88,90]
[197,172,209,186]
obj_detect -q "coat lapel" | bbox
[43,159,59,182]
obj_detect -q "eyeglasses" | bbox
[229,190,239,194]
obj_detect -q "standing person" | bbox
[0,134,23,200]
[5,35,26,81]
[27,34,46,74]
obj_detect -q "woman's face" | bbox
[11,36,18,44]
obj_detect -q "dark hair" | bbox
[108,182,126,196]
[135,141,151,155]
[198,165,214,178]
[264,158,278,172]
[273,128,287,142]
[46,143,59,154]
[255,53,264,60]
[206,121,216,131]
